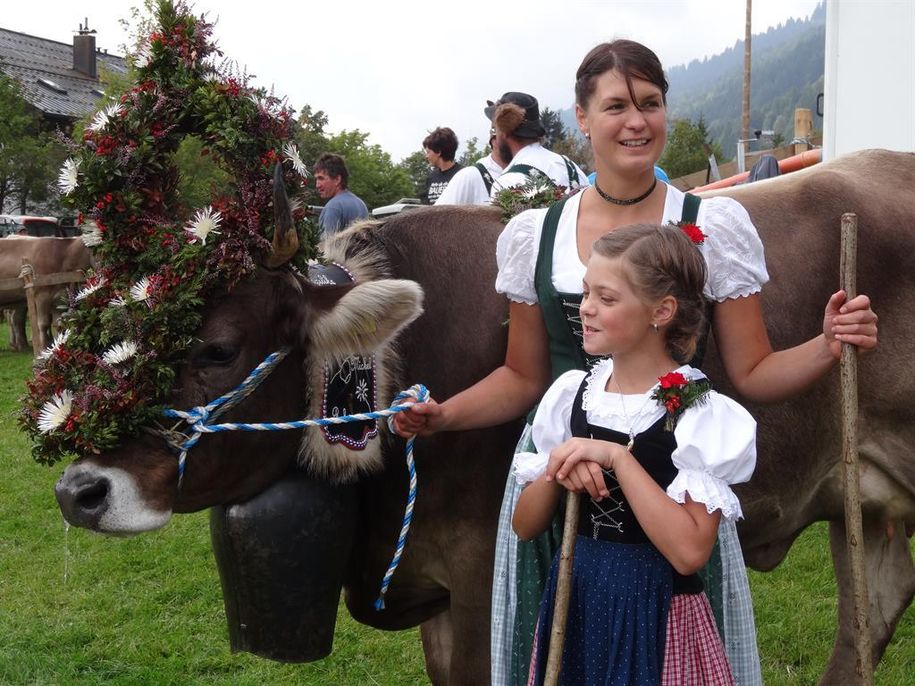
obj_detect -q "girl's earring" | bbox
[651,323,659,332]
[584,131,591,140]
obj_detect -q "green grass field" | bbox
[0,333,912,684]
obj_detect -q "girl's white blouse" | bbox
[495,185,769,305]
[513,359,756,521]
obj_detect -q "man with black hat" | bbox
[484,91,588,198]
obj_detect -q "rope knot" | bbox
[185,405,210,428]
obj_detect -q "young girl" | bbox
[512,223,755,686]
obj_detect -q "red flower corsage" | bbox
[651,371,711,430]
[670,221,707,245]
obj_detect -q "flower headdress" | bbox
[19,0,319,465]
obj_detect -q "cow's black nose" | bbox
[56,472,110,529]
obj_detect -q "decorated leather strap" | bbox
[474,162,494,195]
[307,263,379,450]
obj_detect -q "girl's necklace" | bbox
[593,177,657,206]
[613,374,655,452]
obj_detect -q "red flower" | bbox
[680,223,707,245]
[659,371,687,389]
[664,397,681,412]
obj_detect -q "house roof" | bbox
[0,27,127,122]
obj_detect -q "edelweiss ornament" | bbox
[79,220,103,247]
[37,391,73,434]
[88,102,124,132]
[58,159,79,195]
[102,341,139,365]
[129,277,151,303]
[75,276,106,301]
[38,329,72,361]
[185,206,222,244]
[283,142,308,178]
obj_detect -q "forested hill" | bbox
[666,2,825,159]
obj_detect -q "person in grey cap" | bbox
[484,91,588,198]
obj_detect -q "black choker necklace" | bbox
[593,177,657,206]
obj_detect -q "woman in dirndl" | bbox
[393,40,878,686]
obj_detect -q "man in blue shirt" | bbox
[314,153,369,237]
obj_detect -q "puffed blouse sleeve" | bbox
[667,391,757,520]
[495,208,549,305]
[513,369,586,484]
[699,196,769,301]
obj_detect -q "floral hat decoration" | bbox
[20,0,319,465]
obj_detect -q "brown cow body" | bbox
[0,237,91,350]
[53,150,915,684]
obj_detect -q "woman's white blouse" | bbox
[513,359,756,521]
[495,185,769,305]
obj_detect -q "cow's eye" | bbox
[192,342,239,367]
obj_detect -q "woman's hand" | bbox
[824,290,878,356]
[391,398,442,437]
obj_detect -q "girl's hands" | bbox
[545,438,629,500]
[824,290,878,356]
[391,398,441,437]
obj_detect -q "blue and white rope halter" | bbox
[159,348,428,611]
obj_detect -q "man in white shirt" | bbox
[434,131,507,206]
[485,91,589,199]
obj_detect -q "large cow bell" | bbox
[210,470,357,662]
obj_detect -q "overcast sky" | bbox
[4,0,822,160]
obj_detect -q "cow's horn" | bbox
[265,163,299,268]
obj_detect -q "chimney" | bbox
[73,19,97,79]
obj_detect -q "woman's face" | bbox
[576,69,667,177]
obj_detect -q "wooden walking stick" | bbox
[543,490,581,686]
[839,212,874,685]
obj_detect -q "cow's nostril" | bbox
[57,473,111,529]
[75,480,109,513]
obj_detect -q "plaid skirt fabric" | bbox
[662,593,735,686]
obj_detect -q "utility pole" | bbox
[739,0,752,172]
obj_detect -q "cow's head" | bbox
[54,180,423,534]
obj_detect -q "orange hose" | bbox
[692,148,823,192]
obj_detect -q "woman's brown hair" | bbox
[575,40,668,110]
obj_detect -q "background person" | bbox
[313,153,368,237]
[485,91,588,196]
[394,40,877,686]
[435,129,507,205]
[422,127,462,204]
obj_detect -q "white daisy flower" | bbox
[185,206,222,244]
[37,390,74,434]
[75,276,106,301]
[80,220,103,247]
[58,158,79,195]
[88,102,124,132]
[130,276,151,302]
[283,142,308,178]
[108,295,127,308]
[133,41,152,69]
[102,340,139,365]
[38,329,72,361]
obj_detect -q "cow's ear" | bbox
[308,279,424,357]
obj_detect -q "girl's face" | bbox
[580,254,657,357]
[576,69,667,177]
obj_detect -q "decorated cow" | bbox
[21,3,914,685]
